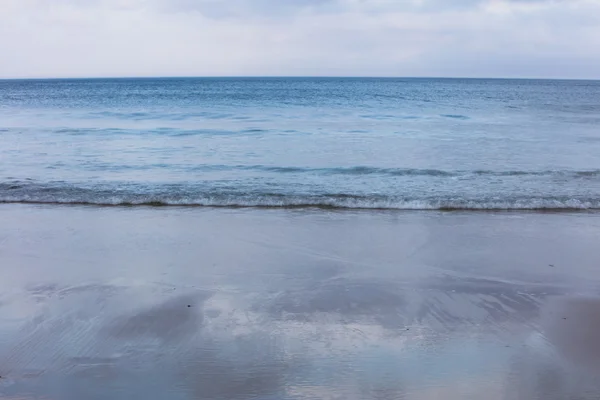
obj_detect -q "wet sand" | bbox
[1,205,600,399]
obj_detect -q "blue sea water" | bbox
[1,77,600,210]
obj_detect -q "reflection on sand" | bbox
[541,297,600,369]
[105,293,211,341]
[1,206,600,399]
[261,277,408,328]
[505,296,600,400]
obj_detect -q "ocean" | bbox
[1,77,600,209]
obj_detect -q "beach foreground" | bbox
[1,205,600,399]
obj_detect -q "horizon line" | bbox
[1,75,599,82]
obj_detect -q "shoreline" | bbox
[2,202,600,213]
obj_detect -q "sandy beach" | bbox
[1,205,600,399]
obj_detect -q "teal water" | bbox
[1,77,600,209]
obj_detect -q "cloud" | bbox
[157,0,338,18]
[0,0,599,78]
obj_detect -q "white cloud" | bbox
[0,0,599,78]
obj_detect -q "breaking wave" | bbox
[1,181,598,211]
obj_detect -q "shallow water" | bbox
[1,206,600,399]
[1,78,600,209]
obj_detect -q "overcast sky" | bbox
[1,0,599,79]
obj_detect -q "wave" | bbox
[248,166,600,178]
[251,166,456,176]
[37,162,600,178]
[440,114,470,120]
[1,182,599,211]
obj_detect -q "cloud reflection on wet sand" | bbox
[1,206,600,399]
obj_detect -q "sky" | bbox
[1,0,599,79]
